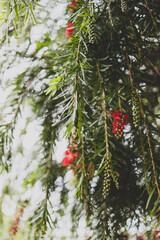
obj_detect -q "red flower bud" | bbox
[113,123,119,128]
[61,157,72,167]
[112,129,117,134]
[65,150,70,156]
[71,153,78,159]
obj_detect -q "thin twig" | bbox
[117,84,122,112]
[7,91,26,131]
[125,49,134,88]
[144,0,156,28]
[148,60,160,76]
[106,0,113,27]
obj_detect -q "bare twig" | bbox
[148,60,160,76]
[106,0,113,27]
[144,0,157,28]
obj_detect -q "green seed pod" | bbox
[103,159,111,196]
[132,89,141,128]
[121,0,127,12]
[88,16,96,44]
[83,43,88,58]
[112,171,119,189]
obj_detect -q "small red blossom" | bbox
[64,150,70,155]
[112,129,117,134]
[61,148,79,167]
[71,153,78,159]
[68,145,73,150]
[69,0,78,8]
[66,22,75,38]
[113,123,119,128]
[61,157,72,166]
[11,225,16,231]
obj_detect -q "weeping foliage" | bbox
[0,0,160,239]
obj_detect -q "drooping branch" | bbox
[95,58,110,239]
[95,59,110,169]
[138,95,160,198]
[41,128,55,239]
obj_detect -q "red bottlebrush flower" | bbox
[110,109,129,139]
[66,22,75,38]
[61,157,72,167]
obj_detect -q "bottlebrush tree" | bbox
[0,0,160,239]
